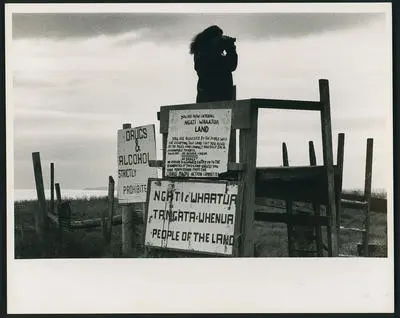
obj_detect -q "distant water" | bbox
[13,189,116,202]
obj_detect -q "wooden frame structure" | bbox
[278,134,375,257]
[156,79,339,257]
[278,133,345,256]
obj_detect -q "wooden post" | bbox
[132,202,143,254]
[32,152,47,256]
[335,133,345,253]
[55,182,62,215]
[319,79,338,257]
[122,205,134,256]
[282,142,294,256]
[101,186,108,243]
[50,163,55,215]
[162,133,168,178]
[308,141,316,165]
[239,103,258,257]
[363,138,373,257]
[228,85,237,163]
[55,183,62,203]
[121,123,134,256]
[309,141,323,256]
[140,201,147,251]
[58,201,72,229]
[107,176,115,244]
[54,182,62,245]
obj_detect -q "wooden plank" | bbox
[309,140,323,257]
[341,194,386,213]
[239,104,258,257]
[159,99,252,133]
[32,152,47,256]
[363,138,373,257]
[255,211,330,226]
[250,98,322,111]
[50,163,55,215]
[256,165,339,180]
[255,197,285,208]
[71,215,122,229]
[255,165,342,204]
[282,142,294,257]
[340,226,366,233]
[159,98,321,133]
[341,199,368,209]
[227,162,245,171]
[319,79,338,257]
[341,193,366,201]
[149,160,163,168]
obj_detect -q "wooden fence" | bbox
[31,152,118,255]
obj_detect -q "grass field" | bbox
[13,192,388,259]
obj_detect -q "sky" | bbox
[9,7,392,191]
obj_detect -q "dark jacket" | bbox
[194,44,238,103]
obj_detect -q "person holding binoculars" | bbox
[189,25,238,103]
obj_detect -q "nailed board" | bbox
[165,109,232,178]
[144,179,242,256]
[117,124,158,203]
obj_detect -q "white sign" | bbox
[144,179,241,255]
[117,124,158,203]
[165,109,232,178]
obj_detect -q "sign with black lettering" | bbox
[117,124,158,203]
[165,109,232,178]
[144,179,242,256]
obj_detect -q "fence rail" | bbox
[47,213,122,229]
[341,194,386,213]
[255,195,387,214]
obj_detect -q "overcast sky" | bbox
[9,7,392,191]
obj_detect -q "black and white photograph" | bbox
[6,2,394,314]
